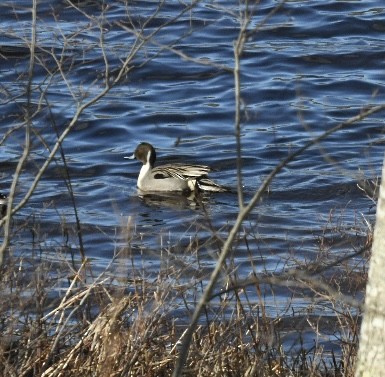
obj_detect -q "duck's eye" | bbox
[154,173,167,179]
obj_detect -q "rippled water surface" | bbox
[1,0,384,359]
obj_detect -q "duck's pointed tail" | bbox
[196,178,229,193]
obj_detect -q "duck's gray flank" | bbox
[126,142,228,193]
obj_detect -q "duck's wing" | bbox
[152,163,212,180]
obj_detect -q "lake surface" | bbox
[1,0,384,361]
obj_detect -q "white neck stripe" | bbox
[146,150,152,165]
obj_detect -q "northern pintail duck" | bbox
[126,142,228,193]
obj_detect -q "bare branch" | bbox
[173,103,385,376]
[0,0,37,264]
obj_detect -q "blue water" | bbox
[0,0,384,358]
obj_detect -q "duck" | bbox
[126,142,228,193]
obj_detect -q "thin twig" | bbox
[0,0,36,264]
[173,103,385,376]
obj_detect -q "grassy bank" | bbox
[0,211,369,377]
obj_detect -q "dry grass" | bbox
[0,208,370,377]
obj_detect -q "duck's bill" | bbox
[124,154,135,159]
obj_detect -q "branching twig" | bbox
[0,0,37,265]
[173,102,385,376]
[0,1,198,255]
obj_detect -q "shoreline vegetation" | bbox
[0,207,371,376]
[0,1,381,376]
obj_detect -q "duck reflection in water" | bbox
[137,189,207,210]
